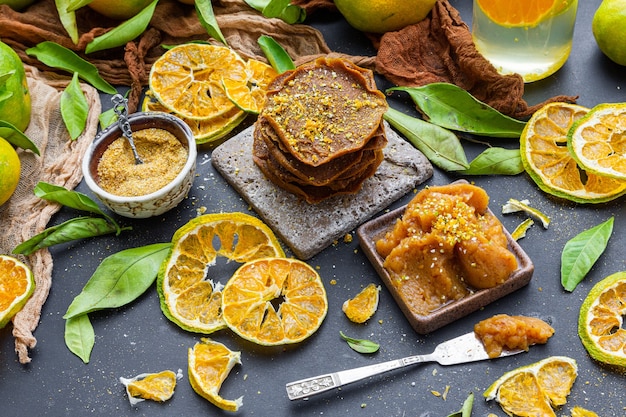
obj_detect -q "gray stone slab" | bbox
[211,123,433,259]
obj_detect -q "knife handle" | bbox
[285,354,430,400]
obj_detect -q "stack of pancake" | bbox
[252,57,388,204]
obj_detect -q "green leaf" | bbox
[339,331,380,354]
[459,147,523,175]
[34,182,106,216]
[63,243,172,319]
[195,0,228,46]
[384,107,469,171]
[55,0,79,44]
[60,72,89,140]
[12,217,122,255]
[66,0,93,12]
[447,392,474,417]
[244,0,306,24]
[0,120,40,155]
[26,42,117,94]
[65,314,95,363]
[258,35,295,73]
[561,217,614,292]
[85,0,159,54]
[389,84,526,138]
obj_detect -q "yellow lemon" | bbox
[0,136,20,206]
[333,0,437,34]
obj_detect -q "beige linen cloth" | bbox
[0,66,100,363]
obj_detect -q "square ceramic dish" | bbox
[357,189,534,334]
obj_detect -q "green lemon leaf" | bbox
[60,72,89,140]
[339,331,380,354]
[0,120,40,155]
[561,217,614,292]
[258,35,295,73]
[34,182,104,215]
[85,0,158,54]
[195,0,227,45]
[244,0,306,23]
[384,107,469,171]
[65,314,95,363]
[460,147,524,175]
[63,243,172,319]
[55,0,79,44]
[389,83,526,138]
[26,41,117,94]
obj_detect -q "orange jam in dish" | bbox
[474,314,555,358]
[375,183,518,316]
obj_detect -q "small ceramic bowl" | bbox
[82,112,197,218]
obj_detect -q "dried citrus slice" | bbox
[342,283,380,323]
[568,103,626,181]
[222,257,328,346]
[520,102,626,203]
[142,90,247,145]
[148,44,247,120]
[157,212,285,334]
[475,0,564,27]
[0,255,35,328]
[188,338,243,411]
[119,369,182,405]
[484,356,578,417]
[223,59,278,114]
[578,271,626,369]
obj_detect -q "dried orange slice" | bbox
[342,283,380,323]
[223,59,278,114]
[475,0,565,27]
[148,44,247,120]
[157,213,285,334]
[484,356,578,417]
[568,103,626,181]
[0,255,35,328]
[578,271,626,369]
[520,102,626,203]
[119,369,182,405]
[222,257,328,346]
[570,406,600,417]
[142,90,247,145]
[188,338,243,411]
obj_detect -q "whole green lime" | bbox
[87,0,154,20]
[0,0,36,11]
[334,0,437,34]
[592,0,626,66]
[0,40,31,140]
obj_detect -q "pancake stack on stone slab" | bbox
[252,57,388,204]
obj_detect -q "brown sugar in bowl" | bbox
[82,112,197,218]
[357,180,534,334]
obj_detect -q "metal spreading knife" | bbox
[285,331,525,401]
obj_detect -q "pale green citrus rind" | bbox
[0,255,35,328]
[567,103,626,181]
[520,102,626,204]
[157,212,285,334]
[578,271,626,369]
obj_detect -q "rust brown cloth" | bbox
[0,67,100,364]
[375,0,577,119]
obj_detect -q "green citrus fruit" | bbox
[0,255,35,329]
[0,136,20,206]
[578,271,626,369]
[87,0,154,20]
[592,0,626,66]
[333,0,437,34]
[0,40,31,140]
[0,0,36,10]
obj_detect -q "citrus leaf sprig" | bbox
[339,331,379,354]
[244,0,306,24]
[12,182,131,255]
